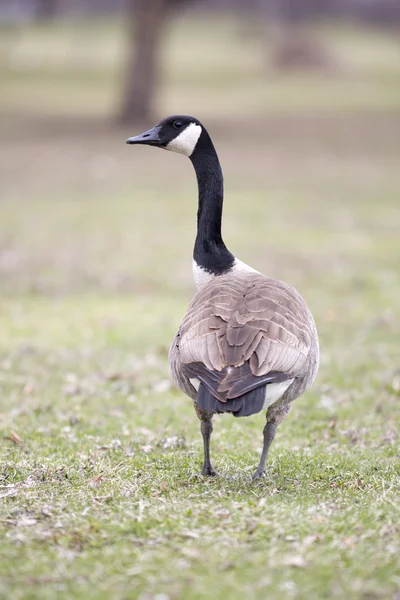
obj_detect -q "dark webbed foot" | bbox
[200,464,219,477]
[251,468,265,481]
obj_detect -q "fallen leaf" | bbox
[90,475,103,487]
[23,381,35,394]
[5,431,23,446]
[180,531,199,539]
[105,372,124,381]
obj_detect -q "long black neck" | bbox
[190,141,235,274]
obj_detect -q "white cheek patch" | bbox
[167,123,202,157]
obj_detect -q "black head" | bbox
[126,115,210,157]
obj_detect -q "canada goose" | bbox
[127,115,319,479]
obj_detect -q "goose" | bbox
[126,115,319,479]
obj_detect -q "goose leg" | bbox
[194,403,217,476]
[200,417,217,476]
[252,421,276,480]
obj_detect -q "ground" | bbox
[0,14,400,600]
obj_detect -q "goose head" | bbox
[126,115,207,158]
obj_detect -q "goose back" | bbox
[170,272,319,406]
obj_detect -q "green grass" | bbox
[1,14,400,600]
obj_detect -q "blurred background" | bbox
[1,5,400,596]
[0,0,399,324]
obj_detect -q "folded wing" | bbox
[176,272,314,403]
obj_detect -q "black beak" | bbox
[126,125,162,147]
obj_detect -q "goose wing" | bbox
[169,329,197,400]
[176,272,315,402]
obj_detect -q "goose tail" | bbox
[197,382,266,418]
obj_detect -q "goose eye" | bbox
[173,120,183,129]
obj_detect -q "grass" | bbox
[1,13,400,600]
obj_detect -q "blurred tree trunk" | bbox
[119,0,170,124]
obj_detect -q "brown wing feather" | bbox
[178,272,315,399]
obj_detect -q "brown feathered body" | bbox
[169,270,319,421]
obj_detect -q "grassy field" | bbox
[1,15,400,600]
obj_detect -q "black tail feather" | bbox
[197,382,266,418]
[184,361,289,402]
